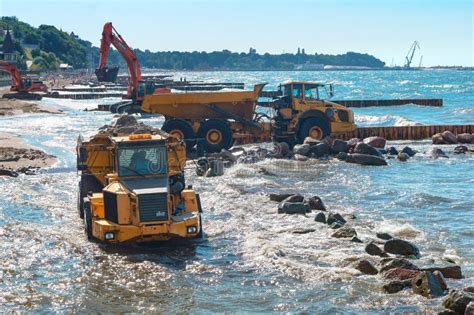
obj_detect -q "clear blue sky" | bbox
[1,0,473,66]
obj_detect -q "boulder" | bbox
[354,142,381,156]
[363,136,386,148]
[365,241,386,257]
[314,212,326,223]
[278,202,310,214]
[457,133,474,144]
[443,290,474,314]
[383,268,421,280]
[332,139,348,154]
[346,153,387,166]
[307,196,326,211]
[330,222,344,229]
[380,258,420,273]
[331,226,357,238]
[431,147,449,159]
[355,260,378,275]
[347,138,360,148]
[0,169,19,177]
[432,133,446,144]
[465,301,474,315]
[433,270,448,291]
[387,147,399,155]
[292,228,316,234]
[384,239,420,257]
[326,212,347,225]
[351,236,363,243]
[311,143,331,157]
[336,152,349,161]
[283,194,305,203]
[401,146,416,157]
[269,193,293,202]
[442,130,458,144]
[422,265,462,279]
[397,152,409,162]
[411,271,445,298]
[273,142,290,158]
[293,144,311,156]
[322,136,333,146]
[454,145,468,154]
[383,280,412,294]
[303,137,320,146]
[294,154,309,161]
[376,232,393,240]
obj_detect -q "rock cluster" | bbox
[0,147,54,177]
[432,131,474,144]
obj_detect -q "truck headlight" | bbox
[104,232,115,240]
[187,226,197,234]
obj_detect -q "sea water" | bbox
[0,70,472,313]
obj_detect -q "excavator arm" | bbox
[96,22,142,99]
[0,60,22,91]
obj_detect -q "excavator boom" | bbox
[96,22,142,99]
[0,61,48,94]
[0,60,22,90]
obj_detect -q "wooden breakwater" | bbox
[332,99,443,107]
[45,92,124,99]
[335,124,474,141]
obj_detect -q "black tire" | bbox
[197,213,204,238]
[78,175,103,219]
[83,199,93,240]
[162,119,196,149]
[297,117,330,143]
[197,119,233,153]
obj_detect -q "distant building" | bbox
[0,29,21,64]
[60,63,73,70]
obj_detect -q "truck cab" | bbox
[77,133,202,243]
[272,81,356,144]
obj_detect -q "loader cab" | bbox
[136,81,156,100]
[279,82,334,103]
[117,138,168,178]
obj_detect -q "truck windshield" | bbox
[304,85,320,100]
[118,145,168,176]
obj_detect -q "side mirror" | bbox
[329,84,334,98]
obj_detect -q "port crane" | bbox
[404,41,420,69]
[0,60,48,99]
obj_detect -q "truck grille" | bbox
[138,193,169,222]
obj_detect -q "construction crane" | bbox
[0,60,48,100]
[404,41,420,69]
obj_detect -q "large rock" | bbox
[383,280,412,294]
[442,130,458,144]
[326,212,347,225]
[0,169,19,177]
[303,137,320,146]
[422,265,462,279]
[293,154,309,161]
[380,258,420,273]
[465,301,474,315]
[355,260,378,275]
[431,147,449,159]
[384,239,420,257]
[376,232,393,240]
[332,139,348,154]
[354,142,381,156]
[383,268,421,280]
[314,212,326,223]
[293,144,311,156]
[269,193,293,202]
[454,145,468,154]
[443,290,474,314]
[401,146,416,157]
[365,241,386,257]
[307,196,326,211]
[387,147,399,155]
[278,202,310,214]
[433,270,448,290]
[397,152,409,162]
[311,143,330,157]
[283,194,304,203]
[411,271,445,298]
[457,133,474,144]
[336,152,349,161]
[347,138,360,148]
[346,153,387,166]
[363,136,386,148]
[432,133,446,144]
[331,226,357,238]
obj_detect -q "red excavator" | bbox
[0,61,48,100]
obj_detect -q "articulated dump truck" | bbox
[76,132,203,243]
[140,81,357,152]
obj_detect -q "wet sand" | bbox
[0,87,62,116]
[0,132,57,175]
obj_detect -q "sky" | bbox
[1,0,473,67]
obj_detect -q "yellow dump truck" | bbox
[140,81,356,152]
[76,132,202,243]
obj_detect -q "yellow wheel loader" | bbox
[76,132,203,243]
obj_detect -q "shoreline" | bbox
[0,132,57,177]
[0,87,63,116]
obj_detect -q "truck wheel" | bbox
[78,175,103,219]
[197,119,233,153]
[298,117,330,143]
[162,119,196,149]
[83,199,93,240]
[197,213,204,238]
[117,104,131,114]
[77,183,84,219]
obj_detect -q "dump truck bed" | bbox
[141,83,266,121]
